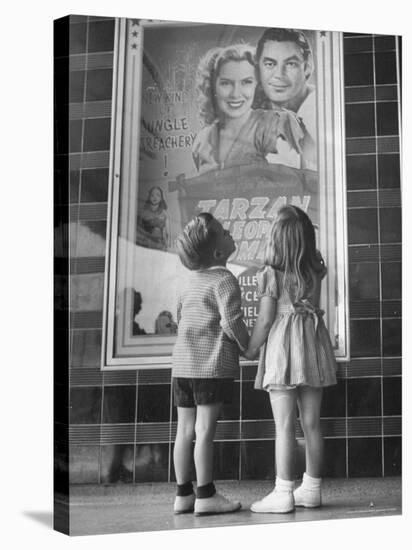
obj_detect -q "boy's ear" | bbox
[213,248,223,260]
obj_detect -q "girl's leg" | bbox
[250,389,297,513]
[193,402,222,486]
[173,406,196,484]
[270,389,298,481]
[297,386,323,478]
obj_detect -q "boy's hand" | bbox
[244,347,258,360]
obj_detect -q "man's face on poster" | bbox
[215,60,257,120]
[259,40,310,110]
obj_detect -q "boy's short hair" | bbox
[176,212,218,270]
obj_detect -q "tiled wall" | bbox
[54,17,402,486]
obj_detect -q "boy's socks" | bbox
[196,482,216,499]
[176,481,194,496]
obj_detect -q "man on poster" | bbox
[255,28,317,170]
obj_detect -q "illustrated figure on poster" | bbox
[255,28,317,170]
[136,186,171,250]
[192,43,305,174]
[155,310,178,334]
[244,205,337,513]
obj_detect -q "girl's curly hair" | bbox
[195,43,257,125]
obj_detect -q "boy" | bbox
[172,213,249,515]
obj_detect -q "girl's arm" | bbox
[244,296,276,359]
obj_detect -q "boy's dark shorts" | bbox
[172,377,234,407]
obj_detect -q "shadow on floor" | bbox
[22,511,53,529]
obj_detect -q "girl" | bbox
[244,205,337,513]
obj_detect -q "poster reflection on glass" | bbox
[102,19,348,369]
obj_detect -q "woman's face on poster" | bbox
[258,40,308,107]
[149,187,162,206]
[214,59,257,120]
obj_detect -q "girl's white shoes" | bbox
[250,488,294,513]
[251,477,295,514]
[174,493,195,514]
[250,474,322,513]
[293,472,322,508]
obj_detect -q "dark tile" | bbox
[382,319,401,356]
[137,384,171,422]
[377,102,399,136]
[380,208,402,243]
[378,154,400,188]
[383,377,401,415]
[384,437,401,475]
[69,445,100,483]
[344,53,373,86]
[346,155,377,190]
[375,52,397,85]
[69,170,80,204]
[135,443,169,482]
[103,386,136,423]
[374,36,396,51]
[347,208,378,245]
[241,364,258,382]
[80,169,109,203]
[349,262,379,300]
[88,20,115,52]
[220,382,240,420]
[321,381,346,417]
[83,118,111,151]
[69,119,82,153]
[323,439,347,477]
[348,438,382,476]
[345,103,375,137]
[343,36,373,52]
[242,382,273,420]
[69,71,85,103]
[85,69,113,101]
[214,442,240,480]
[71,329,102,367]
[54,440,69,494]
[101,445,134,483]
[241,440,275,480]
[70,387,102,423]
[347,378,381,416]
[381,262,401,299]
[69,22,87,54]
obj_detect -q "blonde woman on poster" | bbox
[192,43,305,174]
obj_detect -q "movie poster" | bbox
[102,19,348,368]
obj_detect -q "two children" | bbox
[172,206,337,515]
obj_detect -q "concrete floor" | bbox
[68,477,401,536]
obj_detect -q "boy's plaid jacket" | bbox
[172,266,249,378]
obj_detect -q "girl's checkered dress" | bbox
[254,265,337,390]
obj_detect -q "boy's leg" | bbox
[173,406,196,484]
[194,402,221,487]
[193,401,241,515]
[173,406,196,514]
